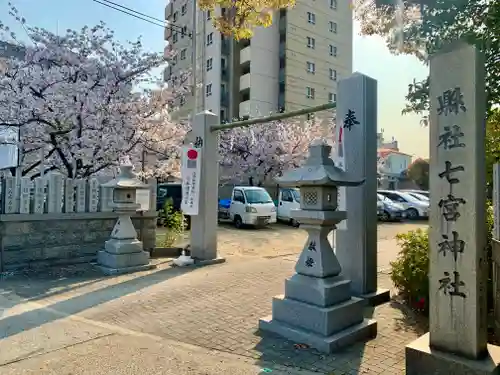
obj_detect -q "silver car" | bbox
[378,190,429,220]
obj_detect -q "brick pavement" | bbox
[0,255,427,374]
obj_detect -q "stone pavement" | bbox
[0,246,428,374]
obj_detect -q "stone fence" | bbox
[0,173,158,271]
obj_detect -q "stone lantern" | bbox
[97,158,154,275]
[259,139,377,353]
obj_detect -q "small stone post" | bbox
[405,41,500,374]
[259,140,377,353]
[189,111,223,263]
[97,159,155,275]
[334,72,389,305]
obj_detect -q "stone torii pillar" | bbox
[260,140,377,353]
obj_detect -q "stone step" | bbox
[271,294,366,337]
[284,274,352,307]
[259,315,377,354]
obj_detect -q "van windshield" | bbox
[244,189,273,204]
[292,189,300,203]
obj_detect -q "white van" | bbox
[218,186,277,228]
[277,188,301,226]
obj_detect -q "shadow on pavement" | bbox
[0,262,195,340]
[252,307,376,374]
[389,299,428,335]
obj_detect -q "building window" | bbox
[180,96,186,106]
[180,48,187,60]
[329,44,337,57]
[173,11,178,22]
[306,61,315,74]
[172,55,178,65]
[206,57,213,71]
[307,12,316,24]
[206,83,212,96]
[306,37,315,49]
[207,10,211,20]
[306,87,315,99]
[172,33,178,43]
[181,4,187,15]
[329,68,337,81]
[329,21,337,33]
[328,92,337,103]
[330,0,337,9]
[207,32,213,45]
[181,26,187,38]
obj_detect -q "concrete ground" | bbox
[0,222,428,375]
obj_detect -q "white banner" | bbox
[334,120,347,230]
[181,146,202,215]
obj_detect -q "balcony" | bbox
[221,39,230,55]
[240,73,251,91]
[165,2,173,19]
[220,91,229,106]
[164,26,172,40]
[240,46,251,65]
[279,20,286,33]
[239,100,251,118]
[279,43,286,58]
[221,67,228,81]
[279,69,285,83]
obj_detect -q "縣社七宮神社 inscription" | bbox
[438,125,465,150]
[438,194,466,222]
[437,87,467,116]
[439,271,467,298]
[438,161,465,186]
[305,257,315,268]
[343,109,359,131]
[435,87,468,299]
[438,231,465,262]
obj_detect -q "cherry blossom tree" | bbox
[0,5,189,179]
[218,116,334,185]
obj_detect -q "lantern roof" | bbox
[102,163,148,189]
[276,139,364,187]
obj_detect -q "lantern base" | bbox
[259,314,377,354]
[97,249,152,275]
[96,262,156,276]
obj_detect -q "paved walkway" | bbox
[0,247,428,374]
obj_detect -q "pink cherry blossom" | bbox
[0,7,188,179]
[218,116,335,185]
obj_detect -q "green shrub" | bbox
[391,202,494,314]
[390,228,430,312]
[158,198,185,247]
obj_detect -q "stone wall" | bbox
[0,212,157,271]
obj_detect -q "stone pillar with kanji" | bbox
[259,139,377,353]
[405,41,500,375]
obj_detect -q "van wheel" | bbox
[234,215,243,229]
[290,218,300,228]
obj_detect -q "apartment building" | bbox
[164,0,352,122]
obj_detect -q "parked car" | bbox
[276,188,301,227]
[400,189,429,199]
[218,186,277,228]
[377,190,429,220]
[405,191,429,202]
[377,193,406,222]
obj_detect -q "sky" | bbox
[0,0,430,159]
